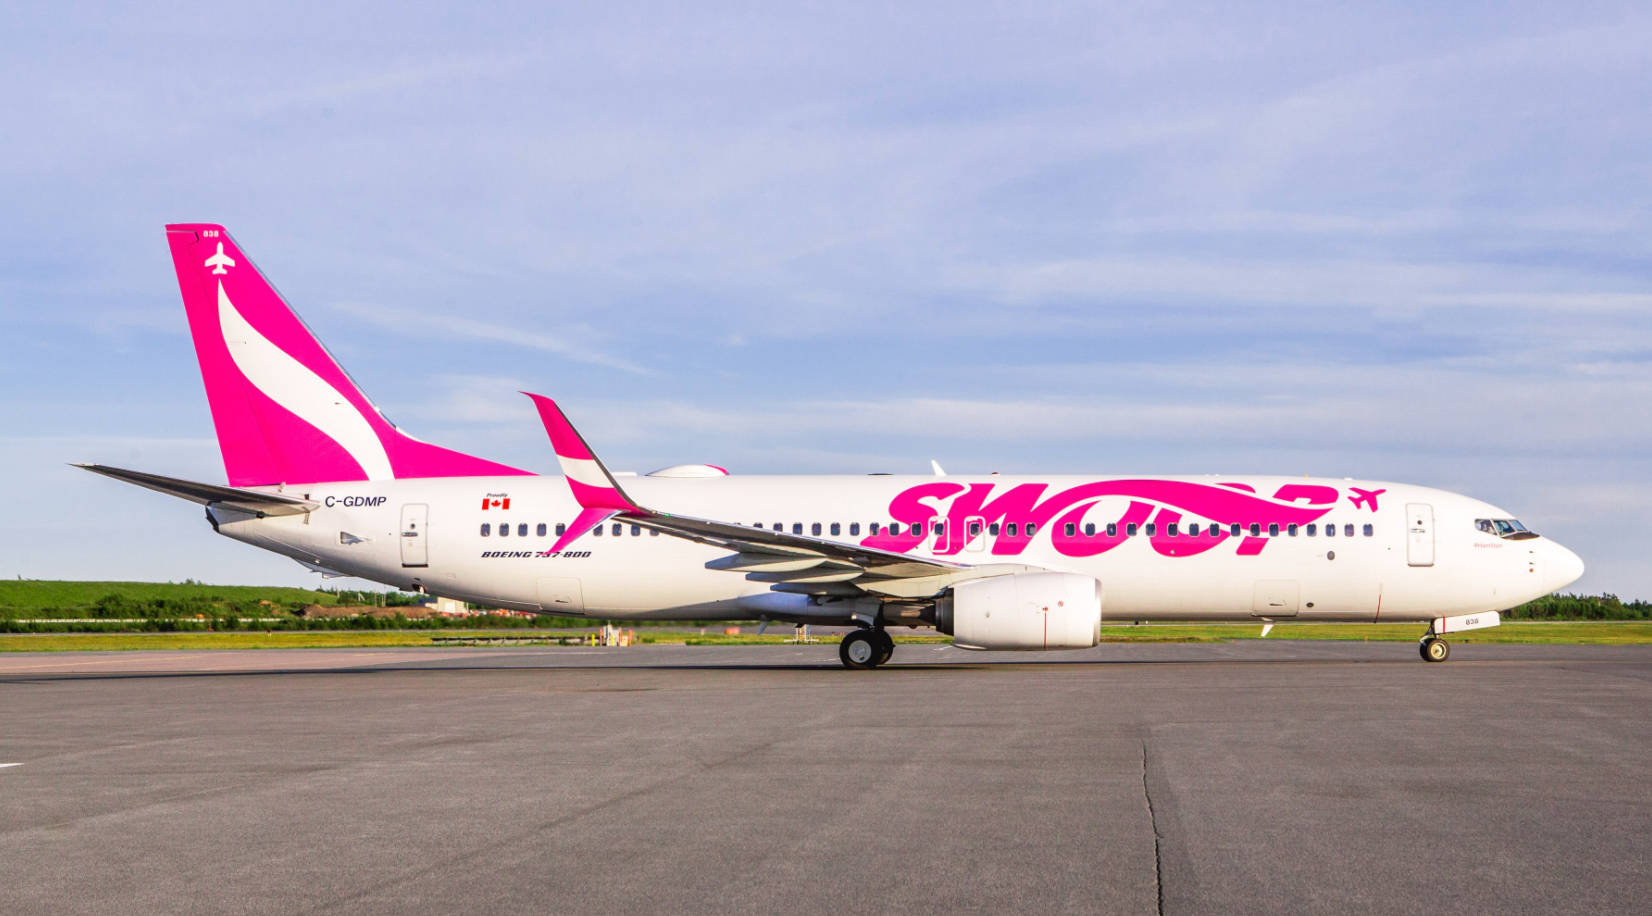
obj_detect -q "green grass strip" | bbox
[2,621,1649,652]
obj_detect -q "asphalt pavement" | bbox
[2,641,1648,914]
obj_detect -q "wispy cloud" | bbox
[333,301,650,374]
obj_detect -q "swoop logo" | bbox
[861,479,1344,559]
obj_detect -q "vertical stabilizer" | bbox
[165,224,532,486]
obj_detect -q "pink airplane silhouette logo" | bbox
[1349,487,1386,511]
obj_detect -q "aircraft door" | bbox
[965,516,987,552]
[400,504,429,568]
[1406,503,1435,567]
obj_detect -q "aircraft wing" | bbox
[633,512,1038,598]
[74,464,317,516]
[523,394,1038,599]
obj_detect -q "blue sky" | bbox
[3,2,1650,597]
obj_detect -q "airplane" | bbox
[77,224,1586,668]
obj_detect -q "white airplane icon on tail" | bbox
[203,242,235,274]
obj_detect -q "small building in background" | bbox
[424,596,470,617]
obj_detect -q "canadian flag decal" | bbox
[481,496,511,510]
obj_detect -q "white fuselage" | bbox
[208,473,1582,625]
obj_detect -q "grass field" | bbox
[2,621,1649,652]
[0,580,342,611]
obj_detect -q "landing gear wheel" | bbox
[1420,637,1450,663]
[873,629,895,666]
[840,630,882,669]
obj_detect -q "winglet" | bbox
[523,393,647,549]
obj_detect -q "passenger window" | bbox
[1268,523,1279,537]
[969,521,982,536]
[519,524,528,537]
[773,523,782,532]
[1363,524,1374,537]
[556,523,567,536]
[1167,522,1178,537]
[593,525,603,536]
[1145,523,1156,537]
[1026,523,1038,536]
[610,523,621,536]
[499,524,510,537]
[1008,523,1019,537]
[1248,523,1261,537]
[650,529,659,536]
[1230,523,1242,537]
[1107,523,1117,537]
[911,522,922,536]
[1209,523,1219,537]
[1325,524,1336,538]
[811,522,822,536]
[850,523,860,536]
[537,523,547,537]
[830,522,841,536]
[480,523,491,536]
[1127,523,1138,536]
[793,523,803,535]
[990,523,1001,535]
[1064,523,1076,537]
[631,525,641,536]
[1344,524,1355,538]
[869,522,881,535]
[1085,523,1095,536]
[1288,524,1297,537]
[932,522,944,536]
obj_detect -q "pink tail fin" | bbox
[165,224,532,486]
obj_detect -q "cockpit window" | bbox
[1476,518,1537,539]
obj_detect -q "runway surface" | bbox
[3,641,1649,914]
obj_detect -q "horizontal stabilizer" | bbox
[73,464,316,516]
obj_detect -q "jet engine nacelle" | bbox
[937,572,1102,650]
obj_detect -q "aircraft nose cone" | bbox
[1548,542,1586,592]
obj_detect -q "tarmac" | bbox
[2,641,1649,915]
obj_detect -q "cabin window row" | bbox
[741,521,1376,539]
[479,522,661,538]
[480,520,1375,539]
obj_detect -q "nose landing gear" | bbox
[839,628,895,669]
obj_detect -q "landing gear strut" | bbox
[1419,635,1450,663]
[840,628,895,669]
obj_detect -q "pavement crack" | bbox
[1142,739,1165,916]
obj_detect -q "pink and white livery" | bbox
[79,224,1586,667]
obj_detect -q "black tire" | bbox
[874,629,895,666]
[1421,637,1450,663]
[840,630,881,669]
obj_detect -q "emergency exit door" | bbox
[1406,503,1434,567]
[400,504,429,567]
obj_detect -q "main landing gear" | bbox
[839,628,895,669]
[1419,635,1451,663]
